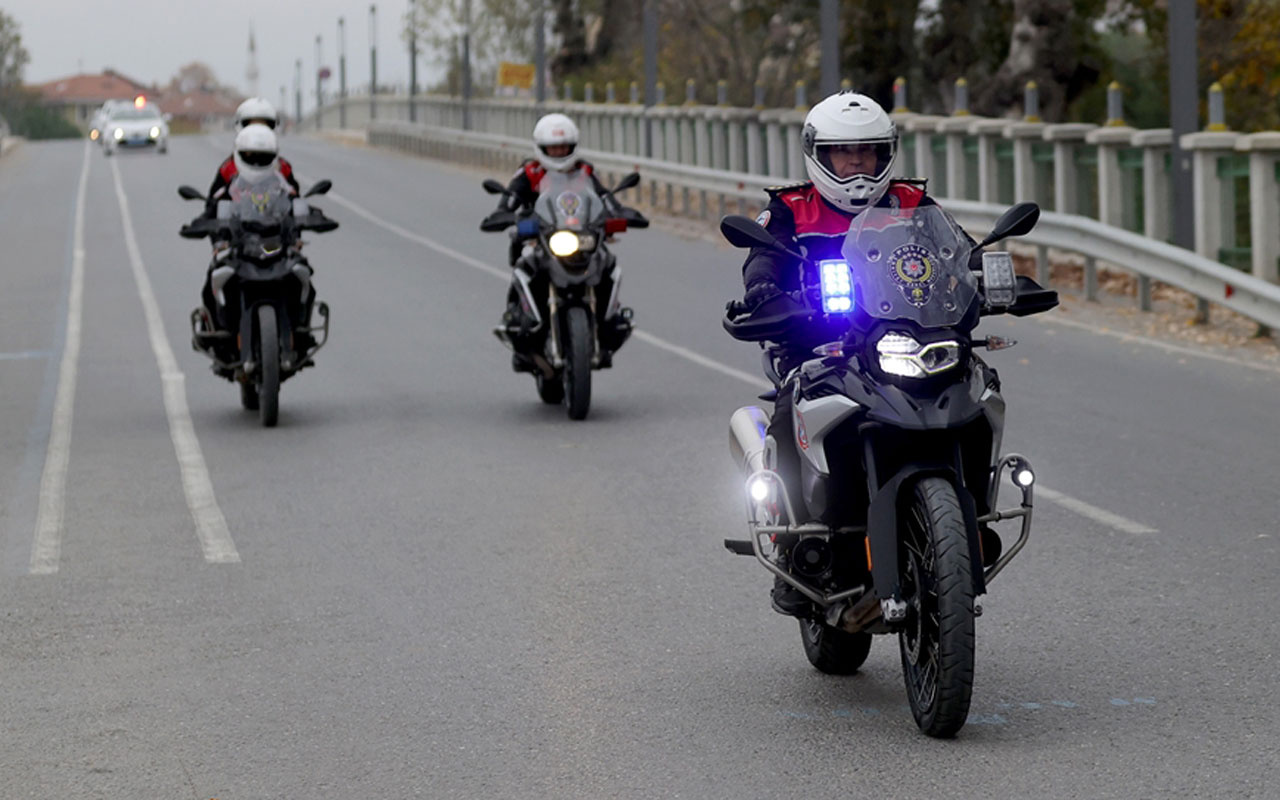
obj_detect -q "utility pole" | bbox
[462,0,473,130]
[1168,0,1197,251]
[294,59,302,129]
[339,17,347,128]
[819,0,839,98]
[534,0,546,105]
[315,34,323,130]
[408,3,418,121]
[642,0,657,156]
[370,4,378,120]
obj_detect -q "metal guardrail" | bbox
[367,120,1280,331]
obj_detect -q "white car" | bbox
[102,100,169,156]
[89,99,128,144]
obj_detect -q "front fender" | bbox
[866,464,986,606]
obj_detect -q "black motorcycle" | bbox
[480,169,646,420]
[721,201,1058,737]
[178,175,338,426]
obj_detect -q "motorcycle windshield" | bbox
[225,174,293,227]
[841,205,977,329]
[533,170,603,232]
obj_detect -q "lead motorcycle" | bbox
[721,201,1058,737]
[178,175,338,426]
[480,170,646,420]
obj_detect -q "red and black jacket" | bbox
[498,159,615,213]
[204,155,301,216]
[742,180,932,295]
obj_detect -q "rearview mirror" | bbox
[304,179,332,197]
[612,172,641,193]
[177,185,205,201]
[978,202,1040,249]
[482,179,507,195]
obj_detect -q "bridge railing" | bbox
[362,118,1280,332]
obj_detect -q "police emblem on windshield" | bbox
[557,191,582,219]
[890,243,937,307]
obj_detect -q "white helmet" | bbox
[532,113,580,172]
[235,97,278,130]
[233,123,279,183]
[801,91,898,213]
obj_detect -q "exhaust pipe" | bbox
[729,406,769,476]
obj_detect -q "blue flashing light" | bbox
[819,259,854,314]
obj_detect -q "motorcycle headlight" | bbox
[548,230,580,257]
[876,332,962,378]
[818,259,854,313]
[113,128,124,140]
[149,126,161,138]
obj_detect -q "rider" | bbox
[737,90,956,616]
[482,112,639,370]
[194,123,315,360]
[203,97,300,219]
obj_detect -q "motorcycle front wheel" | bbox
[257,305,280,428]
[898,476,975,738]
[563,305,592,421]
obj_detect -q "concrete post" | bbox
[1181,129,1243,321]
[1087,125,1138,227]
[904,115,944,188]
[970,118,1009,203]
[1043,123,1098,215]
[1133,128,1173,310]
[1006,121,1046,204]
[1235,132,1280,284]
[937,115,978,200]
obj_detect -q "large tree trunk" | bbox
[975,0,1095,120]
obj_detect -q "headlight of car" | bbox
[89,129,100,141]
[149,126,160,138]
[548,230,580,257]
[113,128,124,141]
[876,332,962,378]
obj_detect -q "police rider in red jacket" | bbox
[738,91,957,616]
[203,98,300,218]
[482,112,642,372]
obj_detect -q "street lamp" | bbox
[294,58,302,130]
[369,3,378,120]
[338,16,347,128]
[315,34,323,130]
[408,2,418,122]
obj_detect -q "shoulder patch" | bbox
[755,209,771,227]
[764,180,811,197]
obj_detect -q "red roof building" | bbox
[31,70,153,130]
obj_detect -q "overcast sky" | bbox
[5,0,441,112]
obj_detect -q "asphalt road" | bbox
[0,134,1278,799]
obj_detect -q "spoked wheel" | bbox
[256,305,280,428]
[563,306,592,421]
[535,371,564,404]
[898,476,975,738]
[239,380,259,411]
[799,617,872,675]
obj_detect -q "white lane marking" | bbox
[30,141,91,575]
[1041,313,1280,377]
[325,188,764,390]
[109,158,239,564]
[0,350,50,361]
[323,187,1158,536]
[1035,486,1158,535]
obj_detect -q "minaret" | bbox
[246,25,260,97]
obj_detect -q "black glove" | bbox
[744,280,783,310]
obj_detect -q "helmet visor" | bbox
[239,149,276,168]
[816,140,895,181]
[242,116,277,130]
[539,143,576,160]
